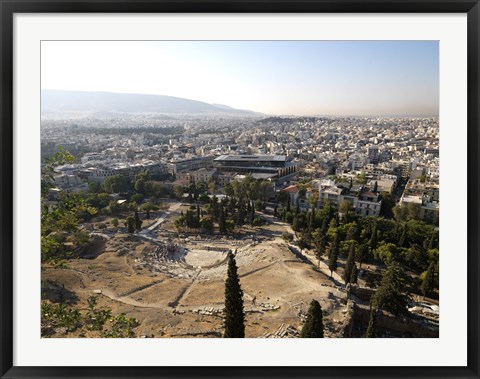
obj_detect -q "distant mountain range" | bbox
[41,90,261,117]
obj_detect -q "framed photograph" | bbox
[1,1,479,378]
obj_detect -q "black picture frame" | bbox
[1,1,479,378]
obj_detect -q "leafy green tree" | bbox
[339,199,353,221]
[405,244,429,272]
[130,193,144,204]
[140,202,158,219]
[127,216,135,234]
[200,217,214,233]
[88,181,101,193]
[41,147,75,196]
[134,178,146,194]
[357,172,367,184]
[111,218,119,228]
[102,175,127,194]
[300,300,324,338]
[174,185,184,200]
[355,243,369,268]
[223,252,245,338]
[308,191,319,209]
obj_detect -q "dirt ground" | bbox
[42,202,350,338]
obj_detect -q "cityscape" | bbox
[40,41,439,338]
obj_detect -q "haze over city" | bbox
[41,40,439,117]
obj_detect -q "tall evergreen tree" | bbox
[307,211,314,231]
[350,264,358,284]
[316,234,327,261]
[371,263,407,315]
[427,232,436,250]
[127,216,135,234]
[343,242,356,284]
[321,216,329,235]
[134,210,142,231]
[369,222,378,250]
[292,214,300,231]
[373,181,378,193]
[366,307,377,338]
[300,299,324,338]
[328,246,338,278]
[223,252,245,338]
[421,262,435,298]
[250,202,255,226]
[219,206,227,234]
[398,225,406,247]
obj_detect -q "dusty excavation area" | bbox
[42,206,349,338]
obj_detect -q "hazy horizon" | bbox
[41,41,439,117]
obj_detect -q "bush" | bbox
[282,232,294,242]
[252,217,266,227]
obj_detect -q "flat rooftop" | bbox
[214,155,287,162]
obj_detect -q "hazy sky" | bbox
[41,41,439,116]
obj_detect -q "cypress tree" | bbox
[292,214,300,231]
[316,234,326,260]
[127,216,135,234]
[355,243,368,268]
[373,181,378,193]
[350,264,358,284]
[300,299,324,338]
[366,307,377,338]
[398,226,406,247]
[421,262,435,298]
[134,210,142,231]
[344,242,356,284]
[369,222,378,250]
[286,197,291,213]
[307,211,314,231]
[328,247,338,278]
[219,206,227,234]
[273,205,278,218]
[250,203,255,226]
[223,252,245,338]
[427,232,436,250]
[321,216,329,235]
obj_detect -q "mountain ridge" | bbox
[41,89,261,116]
